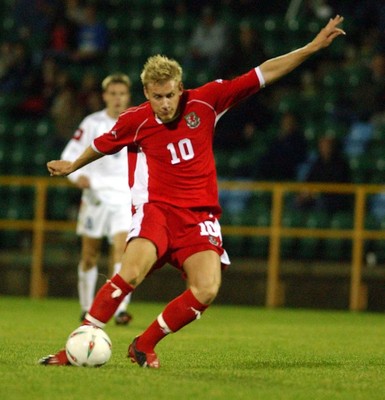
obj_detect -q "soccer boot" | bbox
[128,337,160,368]
[115,311,133,326]
[38,348,71,366]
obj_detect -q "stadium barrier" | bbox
[1,176,385,311]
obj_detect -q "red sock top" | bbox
[111,274,135,293]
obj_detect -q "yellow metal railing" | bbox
[1,176,385,311]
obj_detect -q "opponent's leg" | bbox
[110,232,133,325]
[77,236,101,320]
[113,261,133,325]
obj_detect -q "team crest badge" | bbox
[184,112,200,129]
[208,235,220,246]
[73,128,84,140]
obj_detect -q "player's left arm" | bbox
[259,15,345,86]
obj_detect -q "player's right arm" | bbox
[48,107,137,176]
[47,146,104,177]
[60,118,94,185]
[259,15,345,85]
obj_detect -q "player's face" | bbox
[103,83,131,117]
[144,79,183,123]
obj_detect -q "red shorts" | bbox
[128,202,230,272]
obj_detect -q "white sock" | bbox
[78,264,98,313]
[113,262,132,315]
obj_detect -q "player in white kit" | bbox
[60,73,133,324]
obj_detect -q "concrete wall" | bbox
[2,254,385,311]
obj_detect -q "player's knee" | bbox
[80,257,97,271]
[118,261,150,287]
[192,281,221,305]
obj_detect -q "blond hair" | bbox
[140,54,183,87]
[101,73,131,91]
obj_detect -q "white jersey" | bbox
[61,109,131,206]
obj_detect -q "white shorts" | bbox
[76,198,132,243]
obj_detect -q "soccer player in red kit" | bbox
[41,16,345,368]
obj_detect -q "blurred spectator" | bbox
[0,40,14,81]
[302,0,334,20]
[215,21,271,155]
[220,0,284,16]
[343,121,374,158]
[0,40,30,93]
[77,71,100,108]
[70,3,108,64]
[45,15,77,64]
[76,70,104,115]
[65,0,85,26]
[368,52,385,126]
[369,193,385,221]
[300,70,317,98]
[349,51,385,123]
[184,5,228,74]
[83,89,104,115]
[13,0,61,34]
[257,111,308,181]
[11,0,62,64]
[215,91,272,152]
[49,76,84,155]
[349,0,385,36]
[12,0,60,40]
[221,20,267,78]
[295,136,352,214]
[337,50,385,157]
[14,56,61,117]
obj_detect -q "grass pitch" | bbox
[1,296,385,400]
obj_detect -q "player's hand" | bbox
[76,175,91,189]
[311,15,346,51]
[47,160,73,176]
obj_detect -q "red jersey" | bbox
[92,67,265,213]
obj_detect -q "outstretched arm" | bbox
[47,146,103,176]
[260,15,345,86]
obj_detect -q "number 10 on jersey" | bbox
[167,138,195,164]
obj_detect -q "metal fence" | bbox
[1,176,385,311]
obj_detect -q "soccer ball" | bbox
[65,325,112,367]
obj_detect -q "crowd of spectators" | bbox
[1,0,385,262]
[1,1,385,210]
